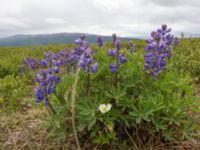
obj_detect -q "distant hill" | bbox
[182,33,200,38]
[0,33,135,46]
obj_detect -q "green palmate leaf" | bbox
[77,98,99,130]
[104,86,127,100]
[94,132,117,144]
[163,128,177,141]
[151,113,167,132]
[129,97,164,123]
[163,108,187,126]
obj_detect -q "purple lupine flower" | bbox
[144,24,179,79]
[47,82,55,94]
[35,87,44,102]
[74,34,90,62]
[25,57,38,69]
[78,43,98,96]
[79,55,94,72]
[115,40,121,50]
[36,73,43,83]
[80,34,86,40]
[97,36,104,48]
[82,40,89,48]
[75,39,82,44]
[78,44,98,74]
[52,76,61,82]
[108,34,127,74]
[68,52,76,65]
[54,66,60,73]
[66,49,77,67]
[84,48,94,58]
[52,59,62,67]
[109,62,118,73]
[70,54,75,61]
[44,97,49,106]
[112,34,117,45]
[92,63,99,73]
[75,34,86,45]
[39,59,48,67]
[174,37,179,46]
[119,53,127,64]
[41,51,62,68]
[59,49,69,65]
[35,69,60,105]
[86,57,94,65]
[108,49,117,57]
[44,51,54,61]
[53,48,78,73]
[75,47,82,56]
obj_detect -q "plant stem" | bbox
[115,49,119,88]
[45,85,56,115]
[48,101,56,114]
[70,55,85,150]
[86,68,90,96]
[123,125,138,149]
[67,64,70,73]
[71,68,81,150]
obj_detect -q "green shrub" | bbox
[173,38,200,79]
[0,75,31,111]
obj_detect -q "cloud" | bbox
[45,18,68,24]
[0,0,199,37]
[142,0,200,7]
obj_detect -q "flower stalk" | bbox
[109,34,127,88]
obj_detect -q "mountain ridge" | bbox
[0,32,136,46]
[0,32,199,46]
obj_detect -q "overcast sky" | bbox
[0,0,200,38]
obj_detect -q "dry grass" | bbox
[0,106,76,150]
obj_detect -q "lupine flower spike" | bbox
[25,57,38,69]
[35,69,60,114]
[108,34,127,87]
[78,35,99,95]
[144,24,179,79]
[97,36,104,48]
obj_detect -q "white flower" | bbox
[98,103,112,114]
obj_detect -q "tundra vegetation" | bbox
[0,25,200,150]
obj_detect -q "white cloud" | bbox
[94,0,134,11]
[0,0,199,37]
[45,18,67,24]
[0,0,23,17]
